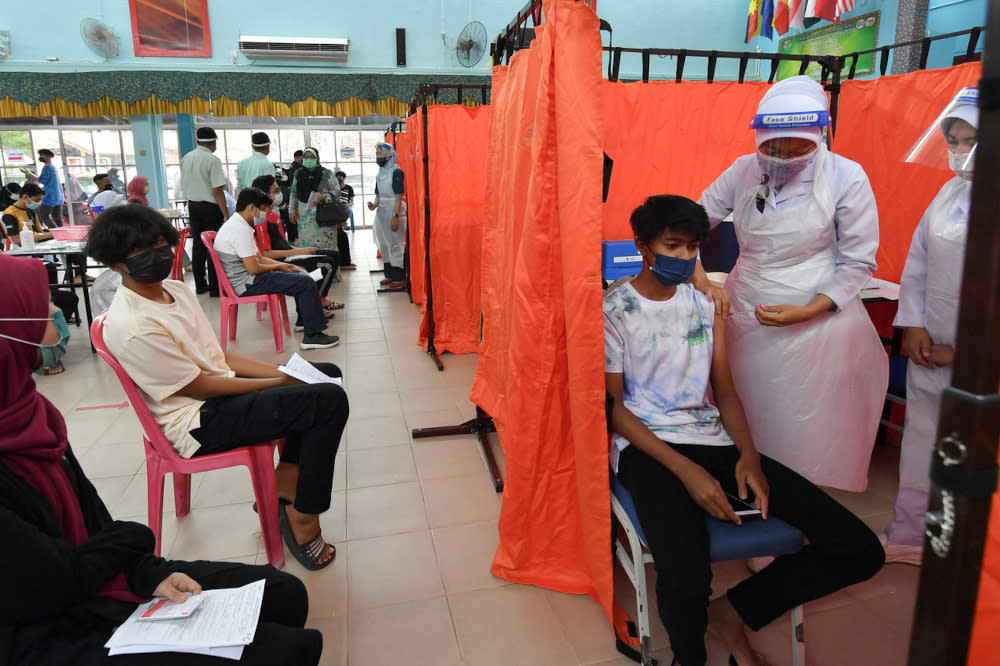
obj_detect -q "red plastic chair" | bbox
[254,220,272,253]
[90,314,286,568]
[171,227,190,281]
[201,230,290,353]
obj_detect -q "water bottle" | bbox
[19,229,35,249]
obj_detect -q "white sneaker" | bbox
[879,533,923,566]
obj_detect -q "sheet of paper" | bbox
[105,579,265,652]
[309,267,323,282]
[109,643,244,660]
[279,353,344,385]
[861,277,901,301]
[306,191,322,211]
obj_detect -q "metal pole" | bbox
[421,102,443,371]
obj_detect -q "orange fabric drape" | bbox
[417,105,491,354]
[471,0,611,614]
[834,61,982,283]
[602,80,770,240]
[970,441,1000,666]
[402,112,429,307]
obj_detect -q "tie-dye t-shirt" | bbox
[604,281,733,471]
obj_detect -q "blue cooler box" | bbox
[602,240,642,281]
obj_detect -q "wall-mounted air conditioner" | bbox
[238,36,349,63]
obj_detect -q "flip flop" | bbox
[251,497,291,514]
[278,502,335,571]
[42,362,65,376]
[324,301,345,310]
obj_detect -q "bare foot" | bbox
[707,595,757,666]
[285,505,335,565]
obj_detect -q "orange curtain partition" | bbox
[833,61,982,283]
[602,80,770,240]
[418,105,491,354]
[471,0,612,615]
[402,112,429,307]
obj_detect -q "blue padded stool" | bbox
[611,471,806,666]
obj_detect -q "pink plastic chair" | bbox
[201,230,290,353]
[90,314,286,568]
[171,227,190,281]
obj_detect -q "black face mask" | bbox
[124,245,175,283]
[376,157,388,167]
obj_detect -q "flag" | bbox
[789,0,806,30]
[746,0,761,43]
[774,0,790,35]
[760,0,775,38]
[836,0,856,15]
[806,0,840,22]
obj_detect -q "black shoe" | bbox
[208,291,219,298]
[301,333,340,349]
[293,320,304,332]
[195,286,210,294]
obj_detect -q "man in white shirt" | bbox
[180,127,229,297]
[213,188,339,349]
[89,173,125,211]
[87,203,347,570]
[236,132,276,193]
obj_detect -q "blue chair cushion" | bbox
[887,355,908,400]
[611,469,805,562]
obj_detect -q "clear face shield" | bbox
[904,87,979,179]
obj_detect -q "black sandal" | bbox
[251,497,290,514]
[278,502,335,570]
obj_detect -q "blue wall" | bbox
[0,0,987,79]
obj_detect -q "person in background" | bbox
[368,143,406,287]
[214,188,340,349]
[126,175,150,205]
[20,149,64,228]
[289,148,344,261]
[3,182,52,247]
[87,205,347,571]
[335,171,356,232]
[180,127,229,297]
[288,149,304,184]
[0,182,20,211]
[108,167,126,195]
[0,255,324,665]
[90,173,126,211]
[885,88,980,566]
[236,132,276,193]
[252,175,344,314]
[606,195,883,666]
[697,75,887,493]
[88,174,108,206]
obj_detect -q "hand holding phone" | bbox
[725,491,762,521]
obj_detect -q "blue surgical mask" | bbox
[651,253,697,286]
[27,201,42,210]
[0,310,71,372]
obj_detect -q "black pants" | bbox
[191,363,348,515]
[285,251,339,299]
[188,201,225,293]
[38,203,65,228]
[71,562,322,665]
[616,443,884,666]
[336,226,352,265]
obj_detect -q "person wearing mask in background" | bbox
[288,149,304,184]
[697,76,887,493]
[0,256,324,665]
[368,143,406,287]
[88,173,109,206]
[108,167,126,195]
[180,127,229,297]
[885,88,980,566]
[289,148,344,262]
[215,188,340,349]
[90,173,126,212]
[127,175,151,205]
[252,175,344,314]
[21,149,64,229]
[3,183,52,247]
[335,170,356,232]
[0,182,20,211]
[236,132,276,193]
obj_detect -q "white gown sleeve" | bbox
[698,160,744,227]
[815,160,879,310]
[893,208,930,329]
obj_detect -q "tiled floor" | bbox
[39,230,918,666]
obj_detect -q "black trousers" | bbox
[188,201,225,293]
[67,562,322,665]
[616,443,884,666]
[336,226,352,265]
[191,363,348,515]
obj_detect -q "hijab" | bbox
[376,143,399,173]
[295,146,325,203]
[126,176,149,205]
[0,255,143,603]
[753,75,828,150]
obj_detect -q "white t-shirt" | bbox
[214,213,259,294]
[603,281,733,471]
[103,280,235,458]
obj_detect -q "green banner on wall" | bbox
[777,11,881,81]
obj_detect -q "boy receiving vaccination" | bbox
[604,195,884,666]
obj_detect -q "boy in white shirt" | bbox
[606,195,884,666]
[213,188,338,349]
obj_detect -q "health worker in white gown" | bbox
[697,76,888,492]
[884,87,979,565]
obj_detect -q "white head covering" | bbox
[941,103,980,134]
[754,75,829,149]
